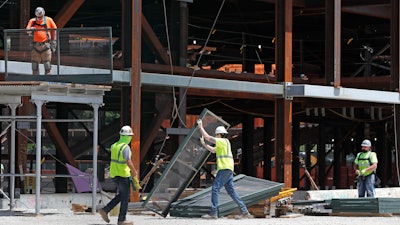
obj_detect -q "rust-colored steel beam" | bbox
[142,15,171,65]
[140,94,172,162]
[141,63,271,83]
[186,88,277,101]
[274,0,293,188]
[130,0,142,202]
[53,0,86,28]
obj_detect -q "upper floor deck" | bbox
[1,27,130,84]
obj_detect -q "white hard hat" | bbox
[35,7,45,17]
[120,125,133,136]
[215,126,228,135]
[361,139,371,147]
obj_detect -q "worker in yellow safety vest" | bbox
[197,119,253,219]
[99,125,138,225]
[354,139,378,197]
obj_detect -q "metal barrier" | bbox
[3,27,114,84]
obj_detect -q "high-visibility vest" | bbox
[355,151,378,176]
[215,138,234,171]
[109,142,131,178]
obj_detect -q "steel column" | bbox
[242,115,255,176]
[325,0,341,87]
[91,103,100,213]
[179,1,188,143]
[292,119,300,187]
[391,0,399,91]
[34,100,44,214]
[8,103,19,209]
[131,0,142,202]
[263,118,274,180]
[318,123,326,189]
[274,0,293,187]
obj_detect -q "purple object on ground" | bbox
[66,163,102,193]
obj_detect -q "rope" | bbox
[155,0,227,158]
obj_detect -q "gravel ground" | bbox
[1,209,400,225]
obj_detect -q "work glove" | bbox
[200,136,205,146]
[197,119,203,127]
[360,169,366,176]
[133,176,142,190]
[129,176,141,191]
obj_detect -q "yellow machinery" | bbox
[270,187,298,217]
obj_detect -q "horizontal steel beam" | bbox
[286,84,400,104]
[141,72,284,95]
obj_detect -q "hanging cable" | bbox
[154,0,227,158]
[255,49,270,82]
[15,129,67,167]
[176,0,226,112]
[327,108,393,123]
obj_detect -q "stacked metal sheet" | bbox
[170,174,283,218]
[331,198,400,213]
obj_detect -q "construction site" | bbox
[1,0,400,224]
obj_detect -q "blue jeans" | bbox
[209,169,249,216]
[357,173,375,197]
[102,176,130,222]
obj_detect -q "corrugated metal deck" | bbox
[170,174,283,218]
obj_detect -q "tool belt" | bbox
[32,41,51,54]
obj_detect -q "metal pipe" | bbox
[9,103,19,209]
[91,103,100,213]
[34,100,43,214]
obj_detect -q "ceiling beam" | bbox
[54,0,86,28]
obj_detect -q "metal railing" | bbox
[3,27,114,84]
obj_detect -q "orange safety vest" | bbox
[26,16,57,43]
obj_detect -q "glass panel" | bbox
[142,108,230,217]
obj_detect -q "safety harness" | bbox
[31,16,51,53]
[356,151,376,174]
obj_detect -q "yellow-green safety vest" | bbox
[355,151,378,176]
[109,142,131,178]
[215,138,234,171]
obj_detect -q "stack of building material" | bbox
[169,174,283,218]
[331,198,400,214]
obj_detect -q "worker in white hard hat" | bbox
[196,119,253,219]
[354,139,378,197]
[26,7,57,75]
[99,125,138,225]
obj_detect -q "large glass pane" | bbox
[142,108,229,217]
